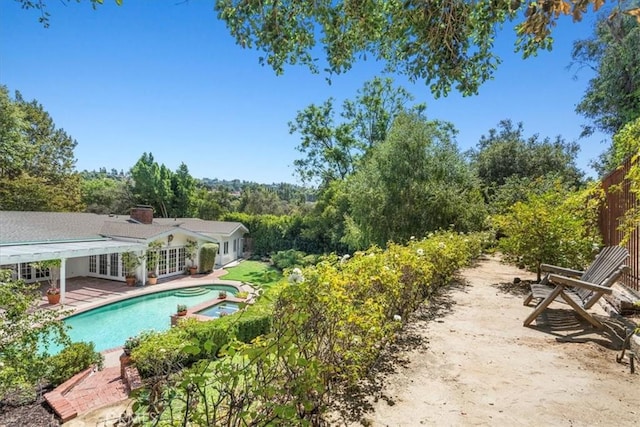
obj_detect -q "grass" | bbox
[222,260,282,288]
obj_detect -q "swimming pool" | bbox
[57,285,238,353]
[197,301,241,318]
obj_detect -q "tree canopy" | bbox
[0,85,83,211]
[468,119,583,202]
[18,0,640,96]
[290,77,423,184]
[344,113,486,249]
[571,9,640,138]
[129,153,199,218]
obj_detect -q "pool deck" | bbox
[40,266,256,423]
[38,267,249,315]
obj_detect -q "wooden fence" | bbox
[598,155,639,291]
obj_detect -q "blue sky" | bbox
[1,1,610,184]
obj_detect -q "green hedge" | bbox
[200,243,219,273]
[132,285,279,378]
[46,342,104,386]
[137,231,488,425]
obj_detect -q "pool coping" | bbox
[171,295,250,325]
[63,279,254,317]
[57,278,256,360]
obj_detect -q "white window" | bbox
[99,254,108,275]
[35,266,50,280]
[168,249,177,273]
[110,253,119,277]
[223,241,229,254]
[20,263,33,280]
[178,247,186,271]
[159,249,168,275]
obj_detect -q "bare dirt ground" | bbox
[333,255,638,427]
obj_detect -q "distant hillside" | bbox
[199,178,317,202]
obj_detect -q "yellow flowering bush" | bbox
[133,231,486,425]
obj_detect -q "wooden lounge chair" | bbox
[523,246,630,328]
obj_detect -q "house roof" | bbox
[99,222,177,240]
[0,211,109,244]
[153,218,249,236]
[0,211,249,245]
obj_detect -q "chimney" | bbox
[130,205,154,224]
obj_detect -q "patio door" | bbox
[88,253,121,279]
[158,248,179,277]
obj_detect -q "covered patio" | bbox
[1,239,146,304]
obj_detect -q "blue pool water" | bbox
[56,285,238,353]
[197,301,241,318]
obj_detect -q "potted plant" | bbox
[185,239,199,275]
[122,251,142,286]
[146,240,162,285]
[177,304,188,316]
[31,259,62,304]
[45,284,61,305]
[123,335,140,356]
[218,290,227,299]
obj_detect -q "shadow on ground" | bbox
[493,279,535,296]
[525,308,628,350]
[329,277,469,424]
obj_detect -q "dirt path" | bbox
[345,255,638,427]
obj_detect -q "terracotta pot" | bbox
[147,276,157,285]
[189,266,198,275]
[47,293,61,305]
[126,276,136,286]
[177,310,187,317]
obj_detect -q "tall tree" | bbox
[468,119,583,202]
[129,153,173,218]
[215,0,625,96]
[289,99,357,183]
[81,175,133,214]
[290,77,422,184]
[0,86,83,211]
[571,10,640,138]
[344,113,486,249]
[170,162,196,218]
[342,77,425,149]
[238,186,290,215]
[193,187,234,220]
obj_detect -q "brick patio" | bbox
[38,267,233,314]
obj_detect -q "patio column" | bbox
[60,257,67,304]
[141,255,147,286]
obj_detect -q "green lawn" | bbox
[222,260,282,288]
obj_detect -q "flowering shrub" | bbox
[287,267,305,284]
[124,330,155,355]
[133,231,486,425]
[493,184,601,281]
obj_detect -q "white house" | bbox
[0,207,248,302]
